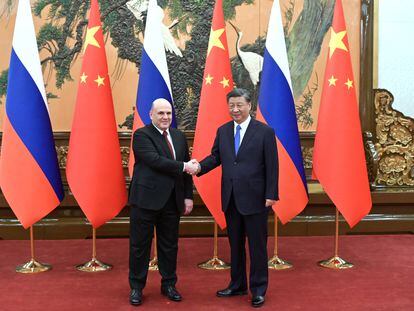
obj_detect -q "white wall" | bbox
[378,0,414,118]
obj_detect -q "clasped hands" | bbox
[184,159,200,175]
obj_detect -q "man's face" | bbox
[228,96,251,124]
[150,99,173,130]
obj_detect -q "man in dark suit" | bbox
[128,98,198,306]
[195,88,279,308]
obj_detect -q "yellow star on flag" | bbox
[345,78,353,90]
[83,26,101,53]
[80,72,88,83]
[328,75,338,86]
[205,74,213,85]
[94,75,105,87]
[207,27,225,56]
[219,77,230,88]
[329,29,348,58]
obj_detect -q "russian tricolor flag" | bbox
[129,0,176,175]
[0,0,64,229]
[257,0,308,224]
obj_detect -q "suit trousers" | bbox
[129,192,180,290]
[225,194,269,296]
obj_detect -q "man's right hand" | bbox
[184,159,200,175]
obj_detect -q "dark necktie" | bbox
[234,125,241,155]
[163,131,175,159]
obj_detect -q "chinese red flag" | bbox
[192,0,233,229]
[312,0,371,227]
[66,0,127,228]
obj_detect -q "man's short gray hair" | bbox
[226,88,251,103]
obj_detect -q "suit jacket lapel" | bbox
[225,122,236,159]
[236,119,258,157]
[170,128,181,160]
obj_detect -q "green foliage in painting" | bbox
[0,70,9,104]
[0,0,335,131]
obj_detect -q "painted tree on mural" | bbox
[0,0,335,129]
[230,0,335,129]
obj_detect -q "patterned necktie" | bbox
[163,131,175,159]
[234,125,241,155]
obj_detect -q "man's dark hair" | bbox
[226,88,251,103]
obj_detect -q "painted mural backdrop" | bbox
[0,0,360,131]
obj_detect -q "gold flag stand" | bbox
[318,208,353,269]
[148,230,159,271]
[198,221,230,270]
[76,228,112,272]
[16,226,52,273]
[268,214,292,270]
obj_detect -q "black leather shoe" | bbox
[251,295,265,308]
[161,285,182,302]
[129,289,142,306]
[216,288,248,297]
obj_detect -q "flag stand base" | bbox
[269,215,293,270]
[268,255,293,270]
[198,256,230,270]
[198,222,230,270]
[76,258,112,272]
[16,227,51,273]
[318,256,353,269]
[149,256,159,271]
[16,259,52,274]
[318,209,354,270]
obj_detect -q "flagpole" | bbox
[76,227,112,272]
[268,213,292,270]
[148,228,159,271]
[16,226,52,273]
[318,208,353,269]
[198,221,230,270]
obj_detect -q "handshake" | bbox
[184,159,201,175]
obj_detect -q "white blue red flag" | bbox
[257,0,308,224]
[129,0,177,175]
[0,0,64,229]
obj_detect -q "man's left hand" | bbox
[265,199,277,207]
[184,199,194,215]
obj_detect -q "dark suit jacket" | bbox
[198,119,278,215]
[128,124,193,214]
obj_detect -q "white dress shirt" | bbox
[233,115,251,145]
[152,124,176,159]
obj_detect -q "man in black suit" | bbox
[195,88,278,308]
[128,98,198,306]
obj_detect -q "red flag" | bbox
[192,0,233,229]
[66,0,127,228]
[312,0,371,227]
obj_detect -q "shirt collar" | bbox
[152,123,170,136]
[234,115,251,131]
